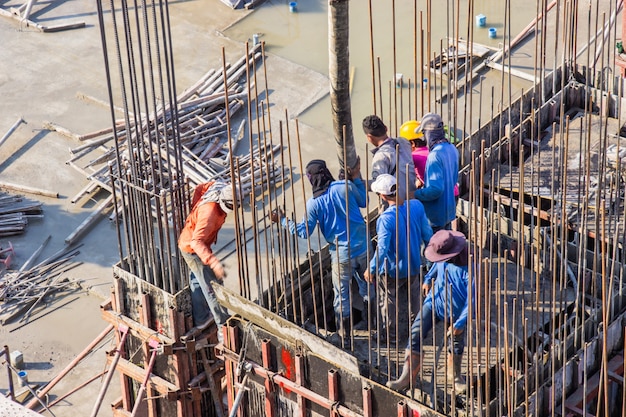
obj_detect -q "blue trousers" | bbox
[408,301,465,355]
[332,252,374,319]
[180,250,229,327]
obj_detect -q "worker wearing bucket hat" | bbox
[387,229,473,393]
[365,174,432,345]
[413,113,459,232]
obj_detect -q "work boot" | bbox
[386,350,422,391]
[353,301,376,330]
[447,353,466,393]
[329,316,352,350]
[340,317,352,350]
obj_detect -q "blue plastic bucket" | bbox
[489,27,497,38]
[476,14,486,27]
[289,1,297,12]
[18,371,28,387]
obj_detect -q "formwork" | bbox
[101,263,224,417]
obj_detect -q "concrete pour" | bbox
[0,0,334,415]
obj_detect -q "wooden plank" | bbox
[111,356,179,397]
[100,306,175,346]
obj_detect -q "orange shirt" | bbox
[178,182,227,268]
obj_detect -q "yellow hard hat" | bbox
[399,120,424,140]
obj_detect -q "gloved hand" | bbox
[212,261,226,281]
[270,207,284,223]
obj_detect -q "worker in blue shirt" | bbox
[414,113,459,232]
[364,174,432,345]
[270,158,374,348]
[387,229,473,393]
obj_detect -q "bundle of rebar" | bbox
[65,44,270,196]
[0,192,42,236]
[0,244,81,325]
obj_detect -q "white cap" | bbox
[371,174,397,196]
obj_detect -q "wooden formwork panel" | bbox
[218,313,448,417]
[105,262,222,417]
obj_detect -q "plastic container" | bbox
[289,1,297,12]
[395,73,403,87]
[476,14,486,27]
[18,370,28,387]
[252,33,259,46]
[422,78,428,90]
[489,27,497,38]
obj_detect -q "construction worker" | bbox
[270,158,375,348]
[400,118,459,196]
[387,229,472,393]
[413,113,459,232]
[399,120,429,189]
[362,115,416,203]
[178,181,233,343]
[364,174,432,344]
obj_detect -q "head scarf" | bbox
[424,127,448,150]
[201,181,235,213]
[305,160,335,198]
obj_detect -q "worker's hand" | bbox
[270,208,284,223]
[415,177,424,189]
[363,270,373,283]
[447,325,463,337]
[346,156,361,180]
[422,282,431,296]
[212,262,226,281]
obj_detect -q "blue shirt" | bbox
[369,199,432,278]
[414,141,459,228]
[424,262,474,330]
[282,178,368,261]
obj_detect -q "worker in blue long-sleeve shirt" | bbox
[364,174,432,344]
[270,158,374,348]
[387,229,473,394]
[414,113,459,232]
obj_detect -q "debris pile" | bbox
[0,192,43,237]
[0,244,81,326]
[45,44,286,208]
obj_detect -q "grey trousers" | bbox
[378,275,420,341]
[180,250,229,328]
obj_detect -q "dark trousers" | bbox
[378,275,420,341]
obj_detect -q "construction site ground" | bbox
[0,0,621,416]
[0,0,332,415]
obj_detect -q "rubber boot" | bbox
[447,353,466,393]
[329,316,352,350]
[353,300,376,330]
[386,350,422,391]
[340,317,352,350]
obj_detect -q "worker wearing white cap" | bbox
[365,174,432,344]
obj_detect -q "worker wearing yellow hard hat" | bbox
[400,118,459,194]
[400,120,428,188]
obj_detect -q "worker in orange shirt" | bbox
[178,181,234,343]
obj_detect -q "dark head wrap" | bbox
[306,159,335,198]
